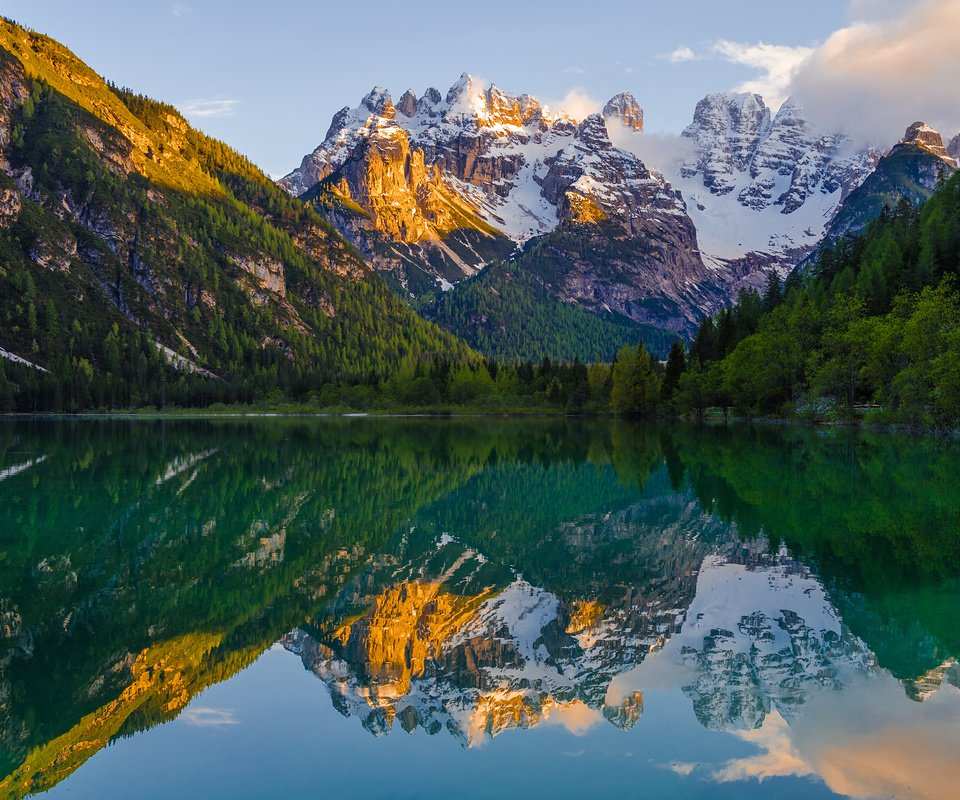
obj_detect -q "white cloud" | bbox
[787,0,960,146]
[180,707,239,727]
[180,98,239,119]
[562,66,587,75]
[712,711,816,784]
[712,40,814,109]
[607,127,696,176]
[665,46,697,64]
[549,89,601,121]
[172,3,191,17]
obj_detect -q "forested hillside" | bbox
[0,19,474,412]
[418,257,674,363]
[664,171,960,426]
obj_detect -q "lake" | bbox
[1,418,958,799]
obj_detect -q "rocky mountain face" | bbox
[283,80,898,340]
[949,133,960,164]
[666,92,880,288]
[820,122,958,243]
[283,77,730,334]
[512,113,719,333]
[902,121,959,167]
[290,84,516,295]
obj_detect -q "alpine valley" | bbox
[282,75,957,356]
[0,15,957,407]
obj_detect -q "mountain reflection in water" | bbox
[0,418,958,800]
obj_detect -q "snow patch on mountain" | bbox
[609,545,876,733]
[281,75,683,246]
[609,93,880,273]
[0,346,49,373]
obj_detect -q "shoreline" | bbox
[1,409,956,437]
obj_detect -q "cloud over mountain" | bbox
[788,0,960,145]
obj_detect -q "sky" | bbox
[4,0,958,177]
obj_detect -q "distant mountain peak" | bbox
[445,72,487,112]
[948,133,960,162]
[672,89,879,277]
[397,89,417,118]
[602,92,644,132]
[901,121,958,167]
[360,86,394,118]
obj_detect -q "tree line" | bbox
[662,170,960,428]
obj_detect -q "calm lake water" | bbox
[1,418,958,800]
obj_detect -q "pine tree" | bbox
[660,340,686,406]
[762,271,784,313]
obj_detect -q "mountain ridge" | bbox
[0,18,475,411]
[281,77,903,352]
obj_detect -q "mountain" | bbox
[949,133,960,164]
[0,19,472,411]
[283,81,890,353]
[665,92,879,286]
[821,121,958,243]
[282,76,721,340]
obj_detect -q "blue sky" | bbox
[4,1,949,176]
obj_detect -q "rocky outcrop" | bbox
[0,185,20,226]
[603,92,643,132]
[948,133,960,164]
[902,121,958,167]
[396,89,417,119]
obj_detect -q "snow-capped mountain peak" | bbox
[665,91,879,278]
[279,77,683,251]
[603,91,644,132]
[278,78,888,325]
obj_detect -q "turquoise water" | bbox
[1,418,958,799]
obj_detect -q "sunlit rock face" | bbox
[280,75,710,314]
[669,92,879,287]
[603,92,644,133]
[902,121,958,167]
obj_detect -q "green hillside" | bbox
[0,19,474,411]
[419,254,676,363]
